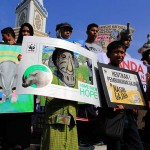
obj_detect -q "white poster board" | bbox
[16,36,100,106]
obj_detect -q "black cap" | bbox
[56,22,73,31]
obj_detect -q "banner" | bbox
[16,37,100,106]
[0,44,34,114]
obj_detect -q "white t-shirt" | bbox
[85,42,103,78]
[85,42,103,53]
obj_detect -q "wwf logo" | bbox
[27,43,36,53]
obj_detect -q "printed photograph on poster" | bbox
[97,62,147,109]
[16,37,100,106]
[0,43,34,114]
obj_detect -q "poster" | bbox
[16,36,100,106]
[97,52,147,91]
[98,63,146,109]
[0,44,34,113]
[95,24,134,52]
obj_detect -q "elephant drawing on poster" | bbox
[0,61,18,102]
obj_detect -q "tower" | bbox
[14,0,48,38]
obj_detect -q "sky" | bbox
[0,0,150,60]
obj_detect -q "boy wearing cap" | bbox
[40,22,78,150]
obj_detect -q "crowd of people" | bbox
[0,22,149,150]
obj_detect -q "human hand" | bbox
[114,105,124,112]
[143,60,148,65]
[18,54,22,61]
[146,73,150,84]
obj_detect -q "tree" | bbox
[42,53,49,64]
[77,55,86,65]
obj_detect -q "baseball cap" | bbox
[56,22,73,31]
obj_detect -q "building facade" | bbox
[14,0,48,38]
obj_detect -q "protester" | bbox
[40,22,78,150]
[117,24,144,150]
[1,27,16,44]
[138,34,150,66]
[99,41,126,150]
[16,23,34,149]
[144,66,150,145]
[85,23,103,82]
[55,22,73,39]
[77,23,104,146]
[0,27,28,150]
[85,23,103,53]
[138,34,150,144]
[16,22,34,44]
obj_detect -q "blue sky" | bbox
[0,0,150,60]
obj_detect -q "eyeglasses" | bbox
[22,30,30,33]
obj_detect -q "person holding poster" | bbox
[1,27,16,45]
[99,41,144,150]
[85,23,103,82]
[98,40,125,150]
[77,23,104,146]
[14,23,34,149]
[40,23,78,150]
[117,25,144,150]
[0,27,24,150]
[17,22,34,44]
[55,22,73,39]
[138,34,150,144]
[144,71,150,144]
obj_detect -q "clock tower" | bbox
[14,0,48,37]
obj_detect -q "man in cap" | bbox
[55,22,73,39]
[40,22,78,150]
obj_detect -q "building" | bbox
[14,0,48,39]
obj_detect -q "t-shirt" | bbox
[85,42,103,78]
[85,42,103,53]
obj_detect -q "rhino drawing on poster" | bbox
[22,71,52,88]
[0,61,18,102]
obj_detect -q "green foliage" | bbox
[78,55,86,65]
[42,53,49,60]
